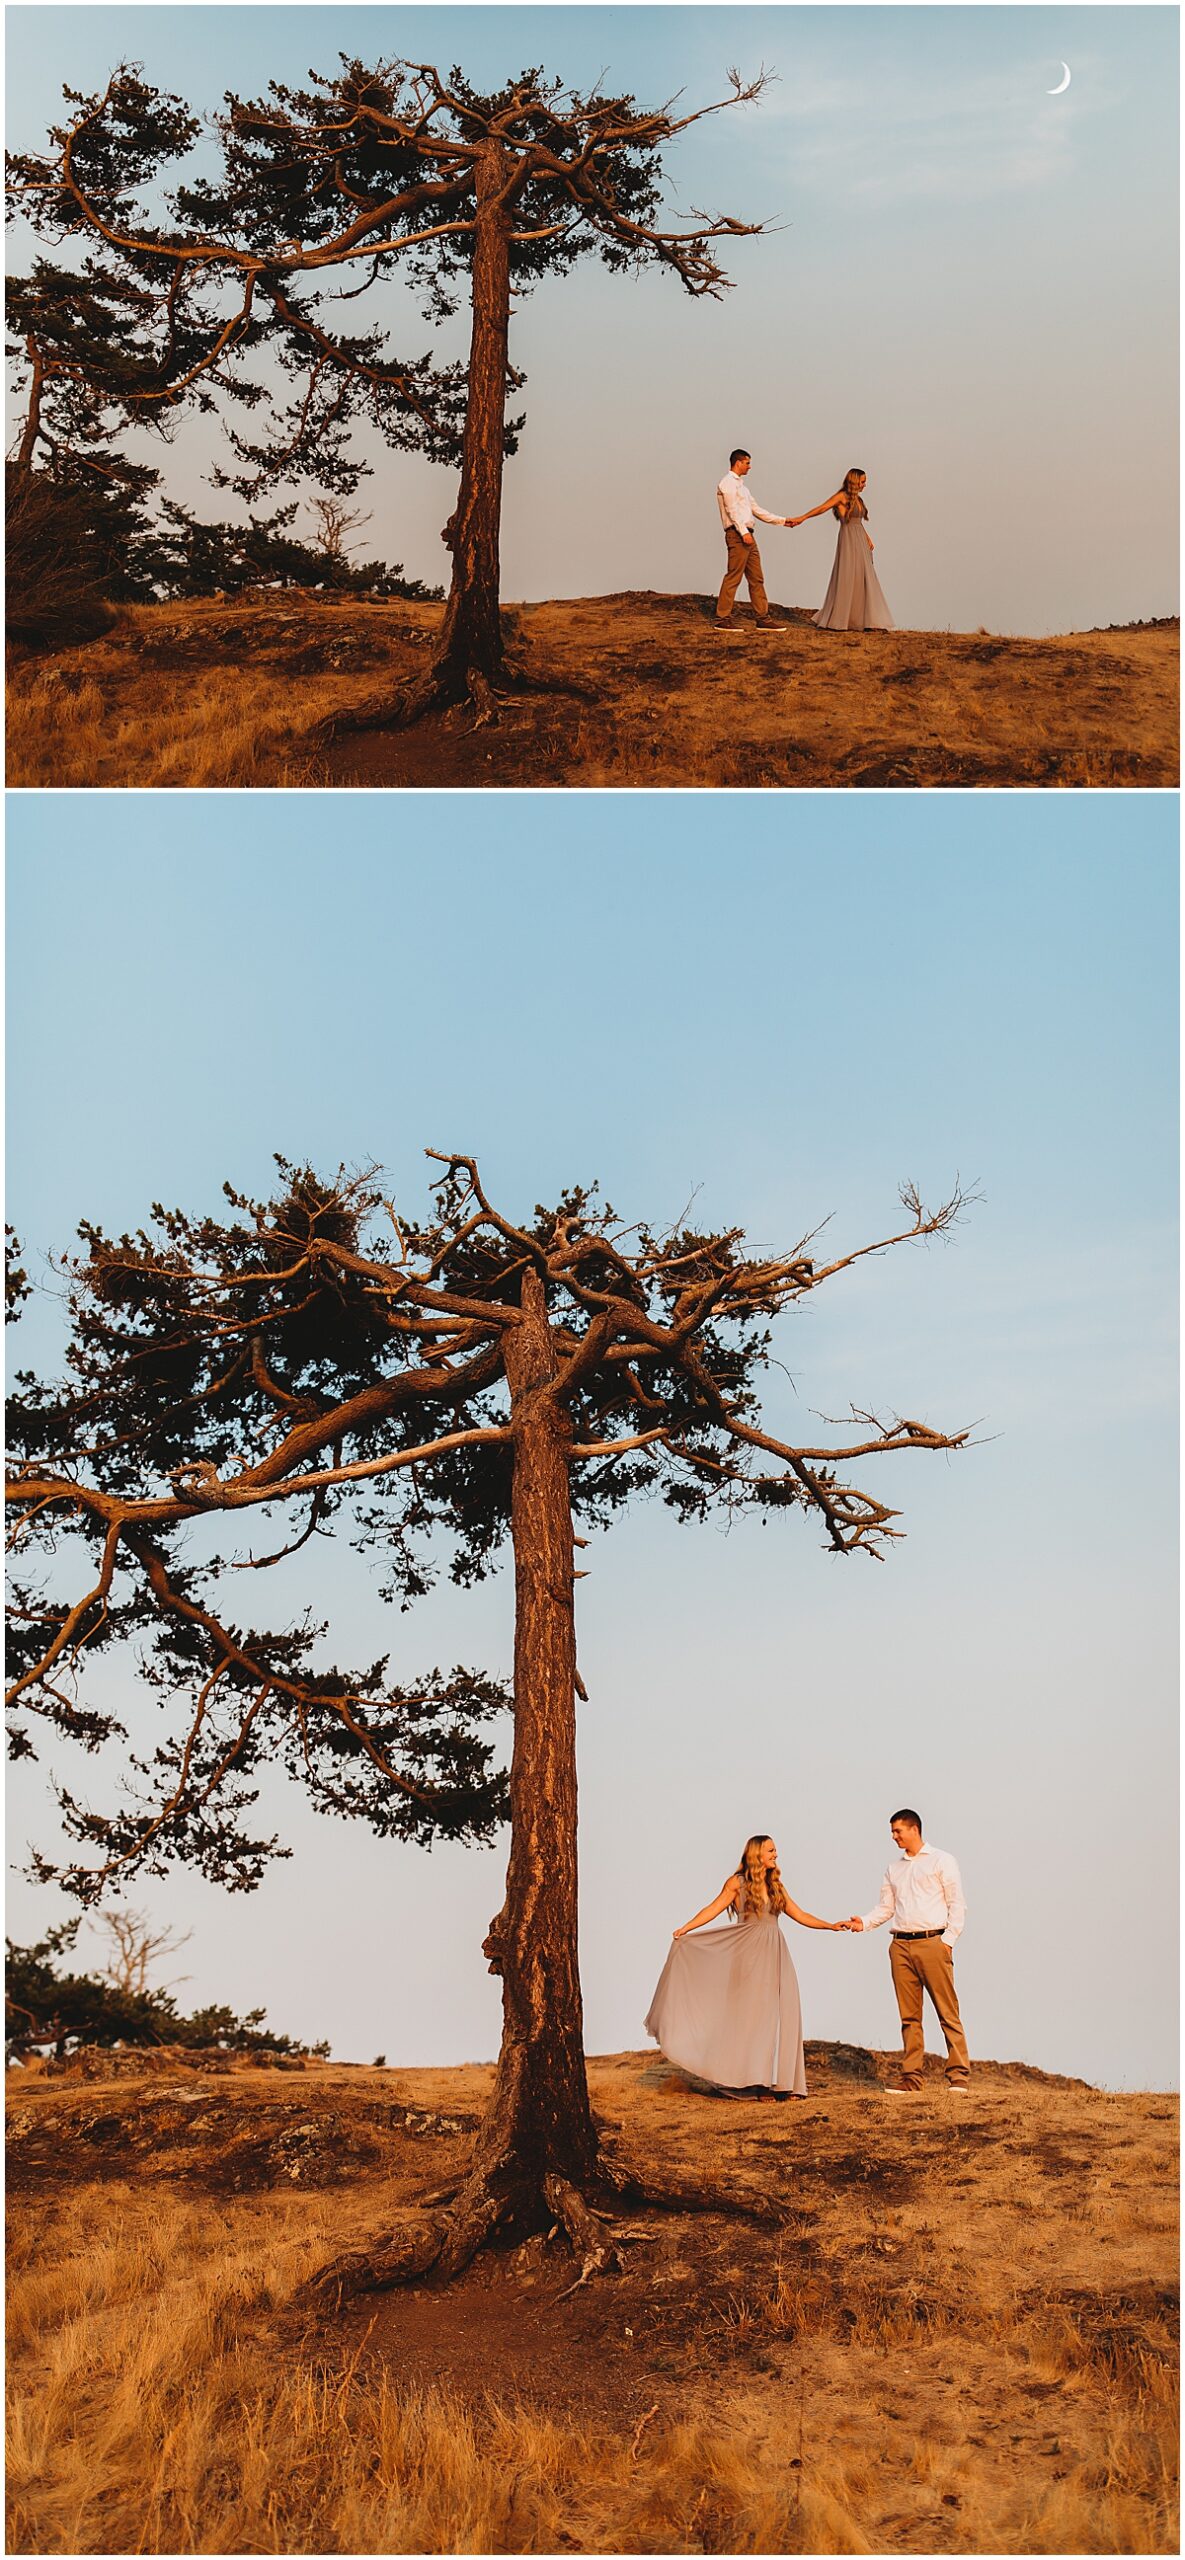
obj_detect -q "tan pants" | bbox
[889,1936,969,2087]
[717,526,769,622]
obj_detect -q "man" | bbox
[849,1810,969,2095]
[715,449,790,630]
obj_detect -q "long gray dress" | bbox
[644,1889,807,2095]
[814,505,894,631]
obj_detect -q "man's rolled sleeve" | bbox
[861,1872,895,1931]
[940,1854,966,1945]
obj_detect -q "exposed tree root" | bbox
[544,2172,623,2296]
[434,2161,518,2277]
[599,2148,787,2226]
[305,2138,784,2310]
[483,653,598,708]
[305,2166,518,2309]
[544,2175,665,2297]
[311,647,597,748]
[305,2208,449,2308]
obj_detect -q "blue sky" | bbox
[5,793,1178,2089]
[6,6,1179,632]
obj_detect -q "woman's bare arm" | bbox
[782,1893,852,1932]
[674,1878,739,1937]
[787,490,847,528]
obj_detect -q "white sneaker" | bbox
[948,2085,970,2096]
[881,2086,917,2098]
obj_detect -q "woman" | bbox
[644,1834,849,2100]
[789,467,894,632]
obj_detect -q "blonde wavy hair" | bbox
[731,1833,790,1921]
[833,468,868,522]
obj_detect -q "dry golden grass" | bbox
[5,646,357,791]
[6,2049,1178,2555]
[6,592,1177,789]
[4,2185,882,2556]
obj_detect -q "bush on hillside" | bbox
[5,1921,329,2061]
[7,466,443,653]
[5,467,117,651]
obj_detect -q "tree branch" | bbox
[5,1519,122,1709]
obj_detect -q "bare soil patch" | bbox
[6,591,1177,789]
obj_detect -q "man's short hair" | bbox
[890,1807,923,1832]
[729,448,750,468]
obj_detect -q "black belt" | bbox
[892,1927,945,1941]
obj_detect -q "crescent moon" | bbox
[1047,61,1071,95]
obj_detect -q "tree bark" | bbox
[319,142,592,743]
[308,1267,611,2301]
[432,138,514,710]
[476,1266,598,2188]
[15,341,45,474]
[306,1273,783,2302]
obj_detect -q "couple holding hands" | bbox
[645,1809,969,2099]
[715,446,895,633]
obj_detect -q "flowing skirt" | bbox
[644,1914,807,2094]
[814,519,894,631]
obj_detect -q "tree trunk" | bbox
[15,341,45,474]
[308,1287,779,2302]
[432,138,514,709]
[476,1267,598,2189]
[321,143,592,743]
[308,1267,618,2298]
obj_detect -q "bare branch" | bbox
[6,1519,122,1709]
[171,1421,511,1509]
[570,1427,670,1459]
[232,1488,329,1570]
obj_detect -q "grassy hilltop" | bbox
[7,594,1178,791]
[6,2042,1177,2555]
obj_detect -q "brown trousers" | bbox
[889,1936,969,2087]
[717,526,769,622]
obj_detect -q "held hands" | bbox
[847,1916,865,1932]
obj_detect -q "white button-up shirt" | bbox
[717,471,783,535]
[861,1843,966,1946]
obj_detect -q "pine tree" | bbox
[10,58,768,721]
[7,1153,973,2291]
